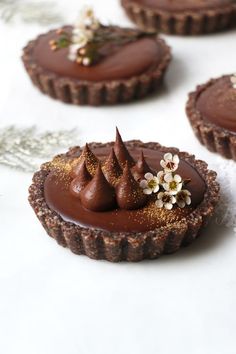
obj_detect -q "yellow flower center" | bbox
[169,181,177,190]
[148,180,156,189]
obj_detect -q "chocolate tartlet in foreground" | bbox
[186,74,236,160]
[121,0,236,35]
[22,8,171,106]
[29,129,220,262]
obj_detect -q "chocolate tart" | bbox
[121,0,236,35]
[28,132,219,262]
[186,74,236,160]
[22,25,171,106]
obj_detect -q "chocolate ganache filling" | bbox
[32,26,165,82]
[131,0,234,12]
[44,131,206,233]
[196,75,236,133]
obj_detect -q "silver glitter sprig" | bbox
[0,126,78,172]
[0,0,64,25]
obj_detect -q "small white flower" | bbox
[68,44,81,61]
[69,43,81,53]
[176,190,191,208]
[68,6,100,64]
[71,30,91,45]
[140,173,160,195]
[230,74,236,89]
[156,192,176,210]
[160,153,179,172]
[82,57,91,66]
[68,52,76,62]
[75,6,100,31]
[163,173,182,195]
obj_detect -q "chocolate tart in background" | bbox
[186,74,236,160]
[22,7,171,106]
[121,0,236,35]
[29,129,220,262]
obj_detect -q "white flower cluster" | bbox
[68,6,100,65]
[230,74,236,89]
[140,153,191,210]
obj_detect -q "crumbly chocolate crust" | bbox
[121,0,236,35]
[29,141,220,262]
[186,77,236,160]
[22,28,171,106]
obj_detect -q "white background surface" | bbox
[1,1,236,353]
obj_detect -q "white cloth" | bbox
[1,1,236,354]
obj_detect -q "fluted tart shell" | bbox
[29,140,220,262]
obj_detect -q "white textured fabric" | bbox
[1,1,236,354]
[212,158,236,230]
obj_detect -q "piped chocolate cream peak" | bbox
[70,161,92,198]
[114,128,135,168]
[132,151,154,180]
[116,162,147,210]
[72,143,98,177]
[80,164,116,212]
[103,148,122,186]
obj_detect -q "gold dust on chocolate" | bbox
[49,156,74,188]
[134,200,193,229]
[72,144,99,176]
[44,130,199,234]
[223,90,236,103]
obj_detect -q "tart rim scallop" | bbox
[121,0,236,35]
[186,75,236,161]
[29,140,220,262]
[22,26,171,106]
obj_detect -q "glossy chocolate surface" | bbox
[80,164,116,212]
[44,146,206,233]
[33,26,164,82]
[196,76,236,133]
[132,0,233,12]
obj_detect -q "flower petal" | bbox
[164,153,172,161]
[164,173,173,183]
[165,203,173,210]
[174,174,182,183]
[143,188,152,195]
[153,185,160,193]
[186,197,191,205]
[163,183,169,192]
[157,192,164,199]
[160,160,165,169]
[155,200,163,208]
[145,172,153,181]
[140,180,148,189]
[173,155,179,165]
[176,183,183,192]
[177,201,185,208]
[168,190,177,195]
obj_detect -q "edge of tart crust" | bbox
[28,140,220,262]
[186,75,236,161]
[121,0,236,35]
[22,26,171,106]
